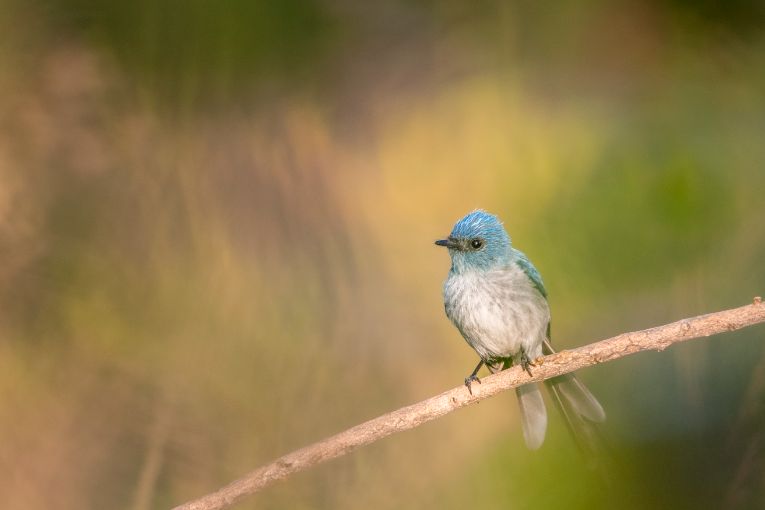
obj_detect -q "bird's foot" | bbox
[464,374,481,395]
[520,352,535,377]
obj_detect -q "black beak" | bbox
[435,238,458,249]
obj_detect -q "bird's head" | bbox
[435,210,512,273]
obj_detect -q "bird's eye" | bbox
[470,239,483,249]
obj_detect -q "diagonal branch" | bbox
[173,298,765,510]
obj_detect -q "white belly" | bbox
[443,264,550,362]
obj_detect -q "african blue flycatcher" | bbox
[436,210,605,449]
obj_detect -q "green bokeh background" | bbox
[2,1,764,509]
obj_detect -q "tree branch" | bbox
[173,299,765,510]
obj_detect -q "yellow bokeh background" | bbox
[2,2,765,509]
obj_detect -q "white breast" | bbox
[443,263,550,362]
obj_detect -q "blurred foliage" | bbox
[35,0,340,109]
[1,1,765,509]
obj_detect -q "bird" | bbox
[435,210,605,450]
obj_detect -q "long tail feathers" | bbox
[547,373,605,423]
[515,383,547,450]
[489,360,549,450]
[542,339,608,459]
[495,343,607,455]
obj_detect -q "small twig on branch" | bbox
[173,299,765,510]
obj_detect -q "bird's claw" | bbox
[464,374,481,395]
[520,352,535,377]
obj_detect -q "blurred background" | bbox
[2,1,765,509]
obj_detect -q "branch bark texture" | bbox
[173,299,765,510]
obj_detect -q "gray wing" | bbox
[513,249,547,299]
[513,249,550,338]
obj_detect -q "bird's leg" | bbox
[519,350,534,377]
[464,360,484,395]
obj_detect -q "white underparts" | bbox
[443,263,550,362]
